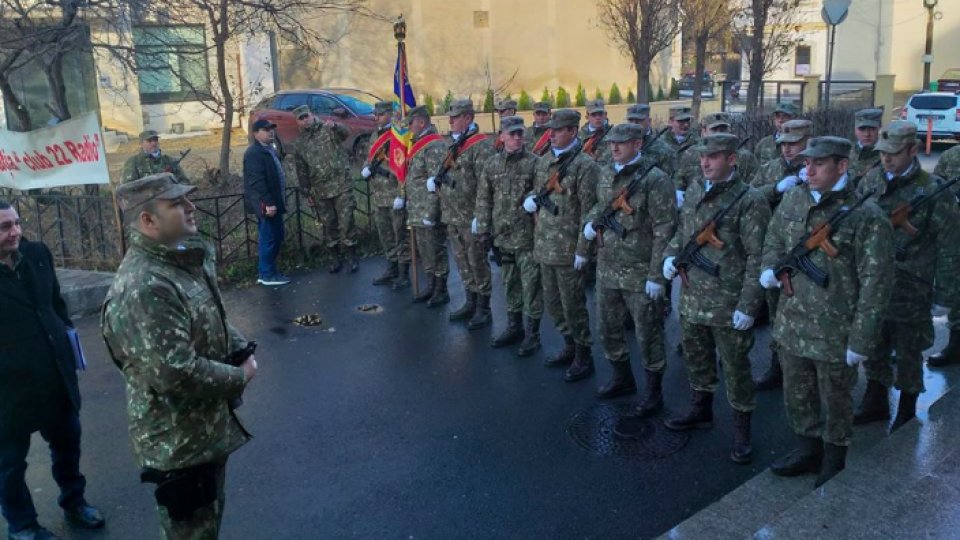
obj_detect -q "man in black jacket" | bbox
[0,202,104,540]
[244,119,290,286]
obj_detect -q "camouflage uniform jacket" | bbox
[525,124,550,149]
[363,126,399,208]
[440,130,495,227]
[664,174,771,326]
[856,161,960,321]
[475,148,538,252]
[406,126,446,225]
[293,121,350,200]
[848,143,881,186]
[121,152,189,184]
[530,147,601,265]
[101,231,250,471]
[761,180,894,362]
[933,144,960,194]
[754,133,778,164]
[661,131,699,153]
[587,161,677,292]
[672,143,756,191]
[579,124,613,167]
[750,156,805,207]
[642,129,676,177]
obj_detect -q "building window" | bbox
[133,25,211,104]
[795,45,812,77]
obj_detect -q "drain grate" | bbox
[567,402,690,459]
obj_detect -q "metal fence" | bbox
[818,80,877,110]
[720,80,807,113]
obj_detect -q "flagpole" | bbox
[394,14,419,297]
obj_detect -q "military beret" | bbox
[875,120,917,154]
[701,112,730,130]
[799,136,853,159]
[374,101,393,115]
[545,108,581,129]
[695,133,740,155]
[447,98,475,117]
[500,115,525,133]
[777,119,814,144]
[773,101,800,117]
[855,108,883,129]
[495,99,518,112]
[669,105,692,121]
[604,123,645,143]
[115,173,197,211]
[139,130,159,142]
[399,105,430,127]
[626,104,651,121]
[533,101,552,113]
[586,99,606,114]
[292,105,311,119]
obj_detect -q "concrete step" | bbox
[56,268,114,317]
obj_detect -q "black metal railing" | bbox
[818,80,876,109]
[720,80,807,113]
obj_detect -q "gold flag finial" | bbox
[393,14,406,42]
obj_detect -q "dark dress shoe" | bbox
[64,503,105,529]
[8,525,61,540]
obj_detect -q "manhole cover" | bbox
[567,402,690,459]
[356,303,383,313]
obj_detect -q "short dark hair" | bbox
[0,199,10,211]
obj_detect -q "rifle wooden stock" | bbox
[777,269,795,297]
[678,267,690,288]
[610,188,635,215]
[804,223,840,258]
[889,202,919,236]
[694,222,724,250]
[545,170,565,195]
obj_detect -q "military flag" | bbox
[388,27,416,183]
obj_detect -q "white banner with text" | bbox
[0,112,109,189]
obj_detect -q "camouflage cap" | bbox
[603,123,645,143]
[626,104,651,121]
[586,99,606,114]
[773,101,800,117]
[695,133,740,155]
[500,115,525,133]
[139,130,159,142]
[854,108,883,129]
[292,105,312,119]
[533,101,552,113]
[777,119,813,144]
[374,101,393,115]
[875,120,917,154]
[798,136,853,159]
[399,105,430,127]
[701,112,730,130]
[669,105,693,121]
[495,99,518,112]
[447,98,475,117]
[545,108,581,129]
[115,173,197,211]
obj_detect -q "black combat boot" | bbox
[467,294,492,330]
[771,436,823,477]
[814,443,848,488]
[853,379,891,425]
[412,275,435,303]
[426,277,450,307]
[545,336,575,367]
[730,410,753,464]
[391,263,410,290]
[928,328,960,367]
[564,344,595,382]
[328,248,344,274]
[373,261,399,286]
[664,390,714,431]
[754,351,783,391]
[889,391,919,432]
[348,246,360,273]
[492,312,524,348]
[517,317,541,357]
[449,291,477,321]
[632,370,664,418]
[595,361,637,399]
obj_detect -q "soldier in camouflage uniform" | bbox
[361,101,411,290]
[847,108,882,186]
[102,173,257,540]
[852,121,960,431]
[582,124,676,409]
[579,99,613,167]
[625,103,676,177]
[662,134,770,464]
[121,130,190,184]
[761,136,894,488]
[475,116,543,356]
[674,113,758,193]
[526,101,552,155]
[433,99,495,328]
[665,105,699,210]
[404,106,451,307]
[930,144,960,366]
[492,99,519,153]
[523,109,600,382]
[754,101,799,164]
[292,104,360,273]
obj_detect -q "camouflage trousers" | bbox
[157,459,226,540]
[313,193,358,249]
[373,206,410,264]
[412,224,448,279]
[766,288,781,353]
[447,224,492,296]
[500,248,543,319]
[541,263,592,347]
[864,319,933,394]
[599,287,666,372]
[679,319,755,412]
[781,352,858,446]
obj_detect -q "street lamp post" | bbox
[923,0,938,91]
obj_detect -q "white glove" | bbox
[760,268,781,289]
[574,255,588,271]
[523,196,538,214]
[799,167,809,182]
[846,349,867,367]
[732,310,755,331]
[932,304,951,318]
[675,190,686,208]
[645,280,664,300]
[471,217,479,234]
[361,166,372,178]
[426,176,437,192]
[662,256,678,281]
[583,221,597,241]
[422,218,435,227]
[776,175,801,194]
[392,197,405,210]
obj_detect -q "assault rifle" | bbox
[534,142,583,216]
[737,136,752,151]
[773,189,877,297]
[594,162,658,248]
[164,149,191,173]
[674,187,749,286]
[582,124,611,157]
[434,126,479,190]
[368,145,390,178]
[890,176,960,261]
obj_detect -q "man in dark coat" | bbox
[244,119,290,286]
[0,201,104,539]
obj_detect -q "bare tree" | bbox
[596,0,681,103]
[680,0,736,117]
[735,0,802,112]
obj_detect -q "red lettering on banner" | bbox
[0,150,22,173]
[23,150,55,171]
[45,144,73,166]
[64,133,101,163]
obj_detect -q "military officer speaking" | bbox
[121,130,190,184]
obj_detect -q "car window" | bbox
[940,69,960,79]
[253,96,275,110]
[334,93,375,115]
[310,94,339,115]
[275,93,309,111]
[909,95,958,110]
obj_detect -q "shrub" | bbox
[556,86,571,107]
[575,83,587,106]
[518,89,532,110]
[441,90,454,114]
[626,88,636,103]
[656,86,665,101]
[669,78,680,100]
[482,88,495,113]
[540,87,554,107]
[608,83,622,105]
[423,94,435,116]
